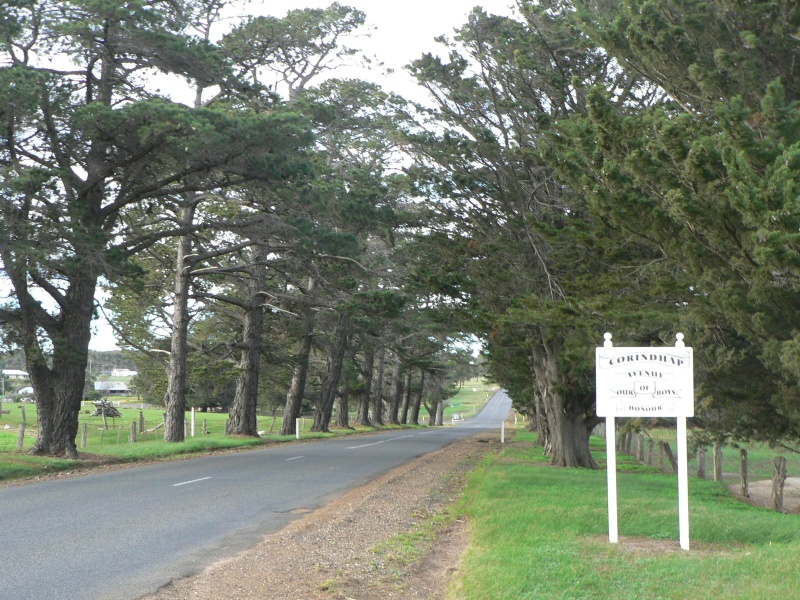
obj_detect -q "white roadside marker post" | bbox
[603,333,619,544]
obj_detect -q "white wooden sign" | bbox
[598,332,693,551]
[596,335,694,417]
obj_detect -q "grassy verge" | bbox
[450,430,800,600]
[0,379,494,482]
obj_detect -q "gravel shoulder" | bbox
[141,432,500,600]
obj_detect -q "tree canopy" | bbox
[2,0,799,464]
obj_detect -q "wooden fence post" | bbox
[130,421,137,443]
[663,441,678,474]
[636,434,645,462]
[772,456,787,512]
[16,422,26,451]
[713,442,723,481]
[81,422,88,449]
[740,449,749,498]
[658,441,665,471]
[648,438,655,466]
[139,410,145,434]
[697,446,707,479]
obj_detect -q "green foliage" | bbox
[553,0,800,443]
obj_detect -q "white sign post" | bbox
[596,332,694,550]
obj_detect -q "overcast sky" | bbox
[243,0,517,101]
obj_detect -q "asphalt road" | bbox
[0,390,511,600]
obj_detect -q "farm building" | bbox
[94,381,131,395]
[2,369,29,379]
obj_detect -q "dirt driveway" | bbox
[731,477,800,513]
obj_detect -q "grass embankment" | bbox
[450,430,800,600]
[0,379,496,482]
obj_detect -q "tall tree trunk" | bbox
[387,354,402,424]
[228,249,267,437]
[409,370,425,425]
[372,344,386,426]
[400,368,413,424]
[336,349,355,428]
[335,375,350,428]
[164,202,196,443]
[26,276,96,458]
[312,312,350,432]
[356,344,374,426]
[531,335,597,469]
[280,314,314,436]
[435,394,444,426]
[529,354,550,448]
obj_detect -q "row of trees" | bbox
[2,0,798,468]
[401,0,800,466]
[0,1,474,458]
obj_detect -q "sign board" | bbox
[595,346,694,417]
[597,333,693,551]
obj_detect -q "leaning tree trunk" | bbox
[228,252,267,437]
[356,345,374,427]
[312,312,350,432]
[24,275,96,458]
[531,335,597,469]
[164,203,196,443]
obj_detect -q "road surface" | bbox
[0,390,511,600]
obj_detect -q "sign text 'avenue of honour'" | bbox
[596,344,694,418]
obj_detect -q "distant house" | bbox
[16,386,35,401]
[94,381,131,395]
[110,368,137,377]
[2,369,29,380]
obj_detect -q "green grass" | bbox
[645,428,800,481]
[444,379,497,421]
[450,430,800,600]
[0,382,492,481]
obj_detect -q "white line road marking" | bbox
[173,477,212,487]
[347,435,414,449]
[286,456,305,461]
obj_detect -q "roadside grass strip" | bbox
[0,379,494,482]
[451,430,800,600]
